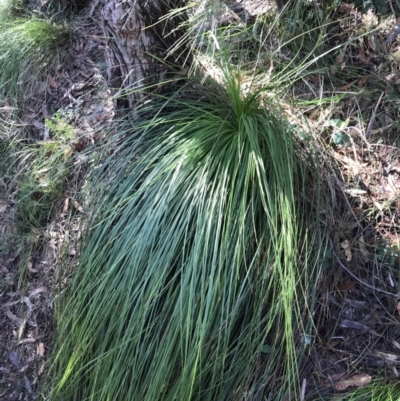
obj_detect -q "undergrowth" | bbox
[0,3,71,297]
[0,114,74,291]
[12,116,74,229]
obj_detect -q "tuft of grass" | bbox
[15,140,72,230]
[51,68,326,401]
[0,17,66,109]
[0,0,23,22]
[11,116,74,229]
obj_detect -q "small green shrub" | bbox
[45,113,75,142]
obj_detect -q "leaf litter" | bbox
[0,5,116,399]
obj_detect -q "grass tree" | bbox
[51,65,326,401]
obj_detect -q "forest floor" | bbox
[1,1,400,400]
[0,5,116,398]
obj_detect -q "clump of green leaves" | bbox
[45,113,75,141]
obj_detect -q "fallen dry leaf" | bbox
[38,342,45,358]
[29,287,47,297]
[331,48,347,76]
[329,371,346,382]
[358,76,368,87]
[301,378,307,401]
[18,318,27,340]
[367,35,376,51]
[71,141,84,152]
[32,120,45,130]
[63,197,70,213]
[358,47,367,62]
[48,75,58,88]
[24,376,32,393]
[27,262,38,274]
[2,299,21,308]
[329,339,343,349]
[340,319,383,337]
[2,100,11,118]
[337,49,346,65]
[9,351,21,367]
[341,240,352,262]
[386,74,396,84]
[389,272,395,287]
[38,363,45,376]
[397,301,400,316]
[17,338,36,345]
[335,373,371,391]
[25,112,38,121]
[23,297,33,310]
[4,307,24,325]
[373,201,383,211]
[308,74,320,83]
[373,350,399,361]
[73,201,84,213]
[42,102,48,118]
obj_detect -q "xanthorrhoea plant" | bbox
[52,69,323,401]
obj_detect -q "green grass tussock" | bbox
[51,70,325,401]
[0,0,22,22]
[0,17,66,108]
